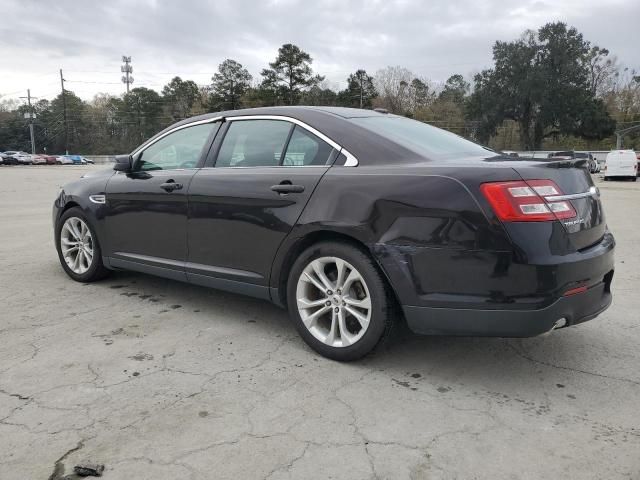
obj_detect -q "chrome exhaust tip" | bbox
[553,318,567,330]
[541,318,567,336]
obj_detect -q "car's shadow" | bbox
[99,270,596,387]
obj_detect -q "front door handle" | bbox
[271,182,305,194]
[160,180,183,192]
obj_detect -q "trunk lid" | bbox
[512,159,605,250]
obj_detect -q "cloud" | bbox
[0,0,638,100]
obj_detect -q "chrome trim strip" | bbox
[227,114,359,167]
[545,186,598,202]
[89,194,106,204]
[199,165,328,170]
[131,117,223,157]
[341,149,358,167]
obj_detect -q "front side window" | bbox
[137,122,217,171]
[216,120,292,168]
[282,126,333,166]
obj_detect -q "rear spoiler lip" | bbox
[534,158,589,169]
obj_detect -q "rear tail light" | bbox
[480,180,577,222]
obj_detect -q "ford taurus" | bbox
[53,107,615,361]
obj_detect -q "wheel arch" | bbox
[61,200,81,214]
[271,229,400,311]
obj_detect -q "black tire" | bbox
[286,241,395,361]
[55,207,110,282]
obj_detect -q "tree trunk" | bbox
[519,119,532,150]
[289,67,294,105]
[532,120,545,150]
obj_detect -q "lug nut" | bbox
[336,289,342,295]
[326,290,333,296]
[325,300,331,306]
[334,307,339,313]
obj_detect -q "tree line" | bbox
[1,22,638,155]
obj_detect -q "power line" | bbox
[66,80,124,85]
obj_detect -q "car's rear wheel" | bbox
[56,207,110,282]
[287,241,394,361]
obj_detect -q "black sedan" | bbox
[53,107,615,361]
[0,153,20,165]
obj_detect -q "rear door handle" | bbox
[160,180,183,192]
[271,183,305,194]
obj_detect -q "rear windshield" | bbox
[350,116,491,160]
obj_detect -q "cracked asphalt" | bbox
[1,165,639,480]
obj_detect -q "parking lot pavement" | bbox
[0,165,639,480]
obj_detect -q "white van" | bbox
[604,150,638,181]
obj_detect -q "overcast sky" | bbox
[1,0,638,103]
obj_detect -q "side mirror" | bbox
[113,154,133,172]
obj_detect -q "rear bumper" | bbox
[403,276,612,337]
[376,228,615,337]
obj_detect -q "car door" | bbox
[104,120,220,279]
[186,117,337,298]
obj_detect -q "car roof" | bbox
[214,106,383,120]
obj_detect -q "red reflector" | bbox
[563,286,587,297]
[480,180,577,222]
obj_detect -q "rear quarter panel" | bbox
[274,164,518,307]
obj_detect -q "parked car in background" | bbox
[1,153,20,165]
[636,153,640,177]
[72,155,94,164]
[41,155,58,165]
[32,155,48,165]
[4,151,33,164]
[56,155,75,165]
[604,150,637,181]
[53,106,615,361]
[501,150,520,157]
[1,153,13,165]
[574,152,599,173]
[548,151,574,160]
[63,155,89,165]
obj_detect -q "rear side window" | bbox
[350,116,491,161]
[282,126,333,166]
[216,120,292,167]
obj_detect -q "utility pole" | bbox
[20,89,36,154]
[60,69,68,154]
[359,73,364,109]
[121,56,134,93]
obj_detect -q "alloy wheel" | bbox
[60,217,94,274]
[295,256,372,348]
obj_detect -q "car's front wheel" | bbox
[55,207,110,282]
[287,241,394,361]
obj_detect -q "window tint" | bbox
[350,116,491,160]
[216,120,292,167]
[282,126,333,166]
[138,123,217,171]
